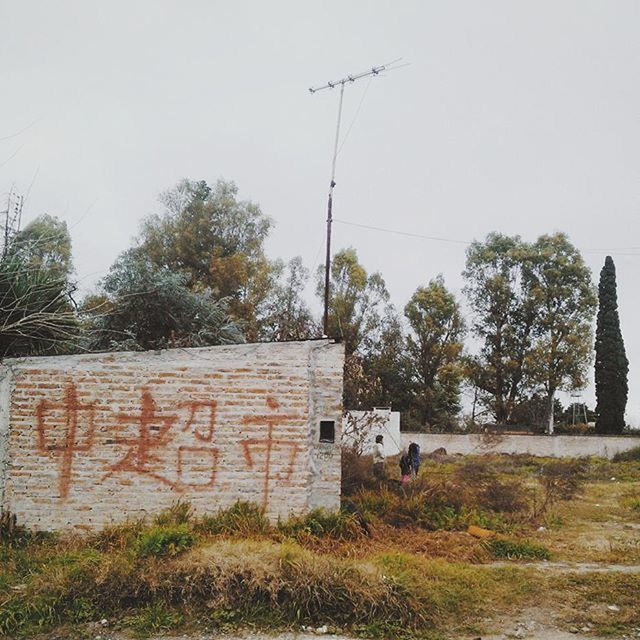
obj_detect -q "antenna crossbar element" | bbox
[2,187,24,258]
[309,64,386,94]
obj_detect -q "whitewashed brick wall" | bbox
[0,340,344,531]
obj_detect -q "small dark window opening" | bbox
[319,420,335,443]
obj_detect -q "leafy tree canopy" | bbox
[525,233,596,432]
[404,276,465,429]
[84,249,243,352]
[138,179,277,340]
[261,256,316,342]
[0,213,78,358]
[7,214,73,279]
[463,233,536,423]
[317,247,390,357]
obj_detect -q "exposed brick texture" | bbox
[0,340,344,531]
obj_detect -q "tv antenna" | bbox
[2,186,24,258]
[309,59,407,336]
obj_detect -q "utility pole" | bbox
[309,60,404,336]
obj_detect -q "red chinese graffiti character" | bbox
[241,397,301,509]
[176,400,219,489]
[35,383,96,500]
[103,388,178,489]
[181,399,217,442]
[177,445,219,489]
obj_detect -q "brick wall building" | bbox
[0,339,344,531]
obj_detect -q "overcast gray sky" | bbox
[1,1,639,422]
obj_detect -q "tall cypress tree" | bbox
[595,256,628,434]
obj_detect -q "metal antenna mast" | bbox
[309,60,404,337]
[2,187,24,258]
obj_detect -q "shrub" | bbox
[90,520,146,552]
[124,602,184,634]
[341,448,376,495]
[454,458,495,485]
[349,482,509,533]
[484,538,551,560]
[194,501,270,537]
[278,508,364,541]
[154,501,193,526]
[622,495,640,512]
[537,460,587,512]
[477,479,529,514]
[553,422,595,436]
[0,510,33,546]
[613,445,640,462]
[135,525,194,558]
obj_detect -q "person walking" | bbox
[408,441,421,477]
[399,448,413,484]
[372,434,386,480]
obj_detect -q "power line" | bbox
[334,217,640,255]
[0,118,43,143]
[334,218,472,245]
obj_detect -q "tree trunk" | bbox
[547,388,555,435]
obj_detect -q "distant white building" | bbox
[342,407,402,456]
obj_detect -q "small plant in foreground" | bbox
[124,602,184,635]
[278,508,365,541]
[154,500,193,526]
[0,510,34,546]
[90,520,145,551]
[613,445,640,462]
[194,500,271,536]
[535,460,587,516]
[484,538,551,560]
[135,525,194,558]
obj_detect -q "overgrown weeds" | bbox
[533,460,587,517]
[194,501,270,537]
[124,602,184,635]
[0,536,551,639]
[277,508,364,542]
[613,445,640,462]
[135,525,194,558]
[349,474,524,533]
[484,538,551,560]
[153,500,193,526]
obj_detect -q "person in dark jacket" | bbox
[399,449,413,484]
[408,442,421,477]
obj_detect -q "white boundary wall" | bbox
[343,408,401,456]
[400,432,640,459]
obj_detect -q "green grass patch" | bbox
[193,500,270,537]
[484,538,551,560]
[124,602,184,636]
[278,508,364,541]
[134,525,194,558]
[622,495,640,512]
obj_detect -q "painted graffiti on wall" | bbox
[242,397,301,508]
[34,384,302,502]
[36,384,97,500]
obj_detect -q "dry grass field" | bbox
[1,448,639,639]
